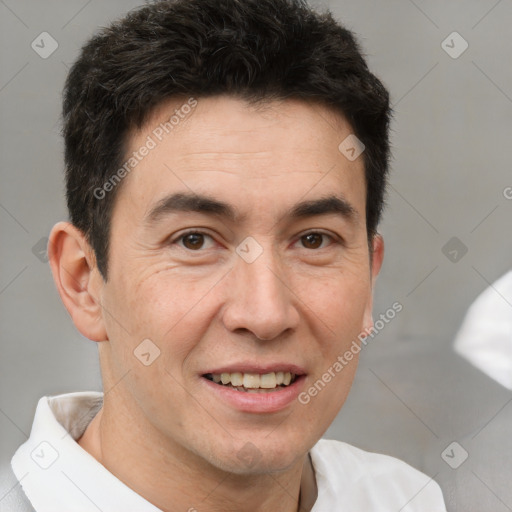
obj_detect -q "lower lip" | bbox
[200,375,306,413]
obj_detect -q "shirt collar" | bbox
[11,392,163,512]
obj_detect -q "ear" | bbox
[362,234,385,333]
[48,221,108,342]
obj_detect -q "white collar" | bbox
[11,392,162,512]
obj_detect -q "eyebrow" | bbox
[145,192,357,225]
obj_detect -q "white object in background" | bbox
[454,270,512,389]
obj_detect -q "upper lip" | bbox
[202,363,306,376]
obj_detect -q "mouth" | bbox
[200,364,307,413]
[202,371,298,393]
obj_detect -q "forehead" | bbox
[115,96,366,223]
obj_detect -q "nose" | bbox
[221,247,300,341]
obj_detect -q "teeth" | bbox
[231,372,243,387]
[243,373,260,388]
[207,371,295,389]
[260,373,277,388]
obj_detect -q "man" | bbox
[2,0,446,510]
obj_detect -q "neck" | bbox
[78,394,317,512]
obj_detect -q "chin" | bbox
[204,437,308,475]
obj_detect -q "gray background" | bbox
[1,1,511,511]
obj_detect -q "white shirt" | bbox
[454,270,512,389]
[8,392,446,511]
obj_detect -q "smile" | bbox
[203,371,297,392]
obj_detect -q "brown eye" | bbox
[182,233,205,250]
[172,230,216,252]
[301,233,324,249]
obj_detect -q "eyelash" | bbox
[171,229,339,251]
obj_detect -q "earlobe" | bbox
[48,221,108,342]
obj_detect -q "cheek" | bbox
[295,268,371,334]
[297,278,367,424]
[107,272,218,366]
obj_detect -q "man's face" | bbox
[95,96,381,474]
